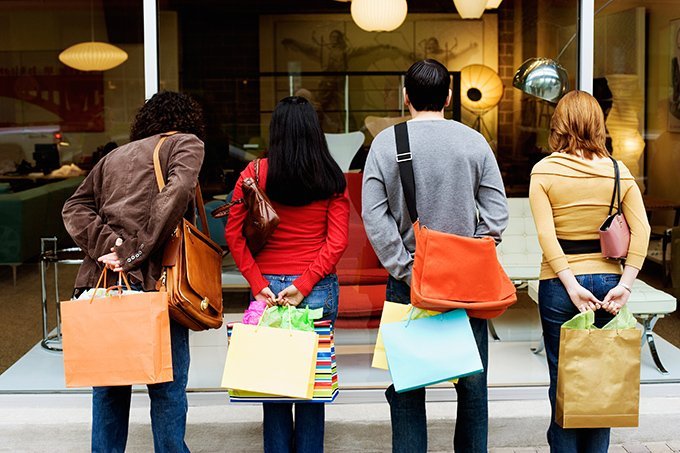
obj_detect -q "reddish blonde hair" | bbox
[549,90,609,159]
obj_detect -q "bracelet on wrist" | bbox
[618,282,632,293]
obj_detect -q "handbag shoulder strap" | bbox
[608,156,622,215]
[254,158,261,186]
[152,132,209,235]
[394,122,419,223]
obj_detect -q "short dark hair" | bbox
[130,91,205,142]
[404,59,451,112]
[266,96,346,206]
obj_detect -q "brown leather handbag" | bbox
[153,133,223,331]
[212,159,279,255]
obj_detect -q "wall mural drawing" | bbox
[260,14,497,134]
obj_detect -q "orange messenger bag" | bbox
[394,122,516,319]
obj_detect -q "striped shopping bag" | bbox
[226,320,338,403]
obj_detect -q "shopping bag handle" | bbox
[89,269,133,304]
[254,304,295,336]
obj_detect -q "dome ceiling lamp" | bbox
[351,0,408,32]
[460,64,504,148]
[58,0,128,72]
[452,0,488,19]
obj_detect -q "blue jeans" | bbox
[260,274,339,453]
[384,277,489,453]
[91,319,190,453]
[539,274,619,453]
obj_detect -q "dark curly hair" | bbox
[129,91,205,142]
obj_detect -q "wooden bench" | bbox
[528,279,677,374]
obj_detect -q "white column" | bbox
[143,0,159,99]
[577,0,594,93]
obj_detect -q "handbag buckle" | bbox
[396,152,412,163]
[200,298,209,311]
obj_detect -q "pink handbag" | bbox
[599,157,630,259]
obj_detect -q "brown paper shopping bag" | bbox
[61,271,173,388]
[221,323,318,399]
[556,308,642,428]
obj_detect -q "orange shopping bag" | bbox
[61,270,173,388]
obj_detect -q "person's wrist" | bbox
[618,282,632,294]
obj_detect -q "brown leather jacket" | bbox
[62,132,204,290]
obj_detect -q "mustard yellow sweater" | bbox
[529,153,651,280]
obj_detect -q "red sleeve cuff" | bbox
[249,275,270,296]
[292,275,315,297]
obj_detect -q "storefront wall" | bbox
[2,0,679,389]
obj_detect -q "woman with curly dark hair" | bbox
[63,91,205,453]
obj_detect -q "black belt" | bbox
[558,239,601,255]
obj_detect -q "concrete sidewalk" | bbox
[2,391,680,452]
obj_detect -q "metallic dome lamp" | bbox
[513,0,615,103]
[513,57,569,103]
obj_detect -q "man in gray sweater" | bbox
[362,59,509,453]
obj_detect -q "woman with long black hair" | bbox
[226,96,349,453]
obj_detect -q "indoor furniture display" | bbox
[39,238,83,352]
[643,195,680,284]
[324,131,365,172]
[0,176,84,284]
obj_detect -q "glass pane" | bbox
[0,0,144,380]
[594,0,680,384]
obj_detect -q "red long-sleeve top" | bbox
[225,159,350,296]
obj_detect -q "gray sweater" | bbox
[361,119,508,284]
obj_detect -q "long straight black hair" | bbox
[266,96,346,206]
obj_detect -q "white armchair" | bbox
[324,131,365,173]
[497,198,542,283]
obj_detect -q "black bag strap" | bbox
[394,122,418,223]
[608,156,622,216]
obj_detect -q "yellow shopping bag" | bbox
[372,301,439,370]
[221,323,318,399]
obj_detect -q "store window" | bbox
[0,0,144,376]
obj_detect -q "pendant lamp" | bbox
[58,0,128,71]
[452,0,488,19]
[351,0,408,32]
[486,0,503,9]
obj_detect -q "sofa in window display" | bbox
[335,172,388,328]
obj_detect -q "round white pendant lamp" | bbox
[351,0,408,32]
[486,0,503,9]
[460,64,504,112]
[59,42,128,72]
[452,0,488,19]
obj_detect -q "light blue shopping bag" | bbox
[382,309,483,393]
